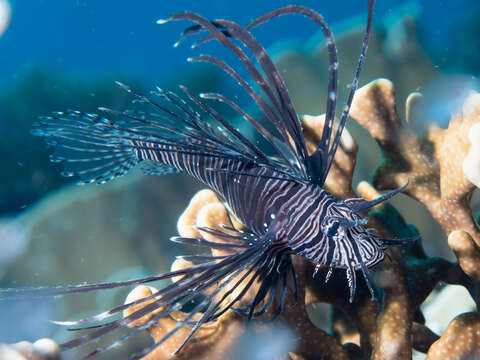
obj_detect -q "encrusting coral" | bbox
[123,78,480,360]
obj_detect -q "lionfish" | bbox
[2,0,413,358]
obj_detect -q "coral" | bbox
[0,64,223,347]
[426,312,480,360]
[1,8,454,352]
[0,338,60,360]
[123,79,480,359]
[2,7,477,358]
[349,79,480,287]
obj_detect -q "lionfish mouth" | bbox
[308,231,386,302]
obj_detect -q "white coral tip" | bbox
[463,122,480,188]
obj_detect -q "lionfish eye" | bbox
[327,221,340,236]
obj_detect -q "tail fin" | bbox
[32,110,139,185]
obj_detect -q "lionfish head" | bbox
[312,181,416,302]
[320,202,386,270]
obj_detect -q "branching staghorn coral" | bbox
[349,79,480,240]
[349,79,480,293]
[123,80,480,359]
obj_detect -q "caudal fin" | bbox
[32,110,139,184]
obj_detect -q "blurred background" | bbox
[0,0,478,358]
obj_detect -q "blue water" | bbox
[0,0,476,89]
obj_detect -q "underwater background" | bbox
[0,0,479,359]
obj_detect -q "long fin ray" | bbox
[199,91,304,175]
[164,12,309,179]
[41,227,293,359]
[322,0,375,184]
[33,83,302,185]
[183,4,375,186]
[166,6,344,184]
[63,246,261,355]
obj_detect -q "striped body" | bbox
[133,139,385,270]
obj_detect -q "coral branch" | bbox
[373,262,412,360]
[350,78,480,260]
[426,312,480,360]
[448,230,480,281]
